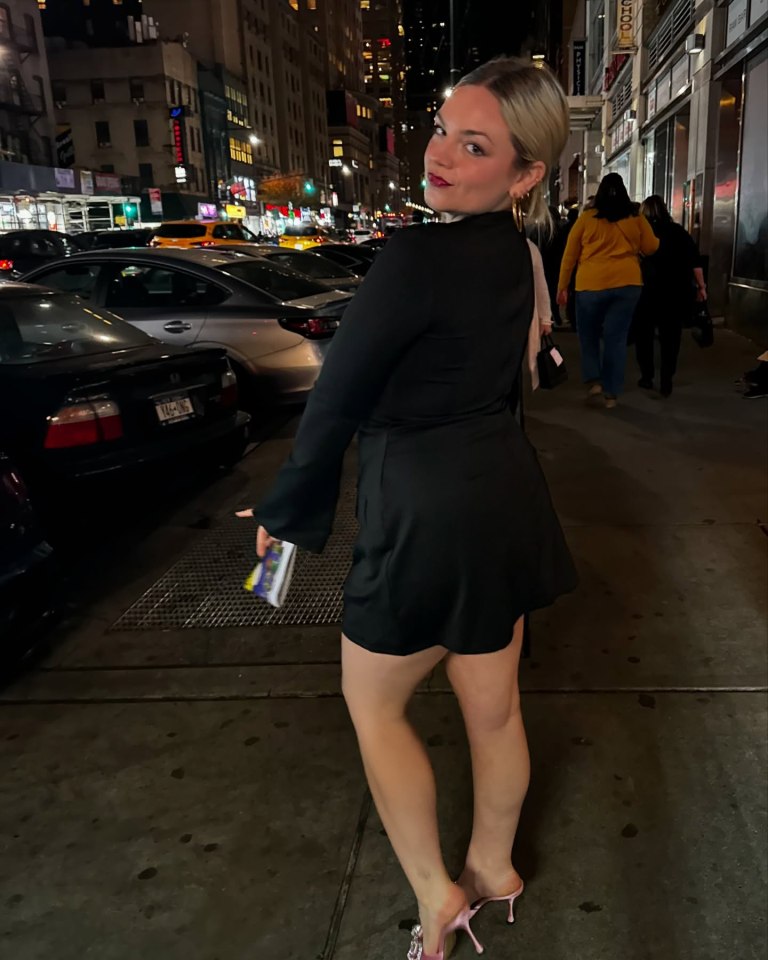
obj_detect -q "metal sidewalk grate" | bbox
[110,489,356,630]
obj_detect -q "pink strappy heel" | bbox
[468,880,525,924]
[407,905,484,959]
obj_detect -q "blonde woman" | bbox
[249,59,577,959]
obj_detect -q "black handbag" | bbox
[536,333,568,389]
[691,301,714,348]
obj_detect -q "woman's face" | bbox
[423,84,543,217]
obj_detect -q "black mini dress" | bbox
[256,211,577,655]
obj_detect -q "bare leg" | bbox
[447,617,527,902]
[341,636,467,953]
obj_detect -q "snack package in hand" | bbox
[244,540,297,608]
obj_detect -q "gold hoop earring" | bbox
[512,195,525,231]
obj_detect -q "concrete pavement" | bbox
[1,330,766,959]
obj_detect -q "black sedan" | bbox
[216,243,362,292]
[0,284,250,500]
[306,242,380,276]
[0,229,81,281]
[0,451,57,667]
[73,228,156,251]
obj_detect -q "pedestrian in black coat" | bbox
[635,194,707,396]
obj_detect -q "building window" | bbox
[134,119,149,147]
[95,120,111,147]
[91,79,105,103]
[229,137,253,164]
[332,138,343,158]
[307,0,316,8]
[129,78,144,101]
[138,162,153,187]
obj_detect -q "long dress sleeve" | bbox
[557,214,586,290]
[254,229,432,553]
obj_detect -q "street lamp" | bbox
[342,165,352,176]
[249,134,261,145]
[388,181,396,190]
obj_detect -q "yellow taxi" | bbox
[150,220,257,249]
[278,224,334,251]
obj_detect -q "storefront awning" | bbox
[567,96,604,130]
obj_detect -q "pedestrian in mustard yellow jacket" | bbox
[557,173,659,408]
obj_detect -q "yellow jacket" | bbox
[558,208,660,292]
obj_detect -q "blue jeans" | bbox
[575,286,642,397]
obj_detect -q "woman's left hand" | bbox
[541,321,553,336]
[556,289,568,307]
[696,286,708,302]
[235,509,278,558]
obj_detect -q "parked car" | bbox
[0,284,250,498]
[0,451,57,667]
[0,229,80,281]
[278,224,335,251]
[22,249,352,406]
[306,242,380,276]
[348,227,382,244]
[150,220,258,249]
[216,244,362,293]
[73,228,155,251]
[360,236,390,251]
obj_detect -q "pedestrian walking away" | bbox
[634,194,707,397]
[557,173,660,408]
[244,58,577,960]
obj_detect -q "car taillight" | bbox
[220,367,238,407]
[280,317,338,340]
[198,240,215,247]
[0,258,14,272]
[149,238,160,247]
[44,399,123,449]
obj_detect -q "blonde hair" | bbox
[456,57,569,229]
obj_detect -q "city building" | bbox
[47,39,207,220]
[143,0,332,228]
[361,0,407,208]
[0,0,143,233]
[0,0,55,167]
[559,0,767,338]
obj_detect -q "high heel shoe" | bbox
[407,906,484,960]
[468,880,525,924]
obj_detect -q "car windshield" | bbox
[269,252,351,279]
[217,260,327,301]
[155,223,207,238]
[0,292,150,364]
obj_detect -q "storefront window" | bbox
[670,113,690,224]
[652,121,670,198]
[734,48,768,282]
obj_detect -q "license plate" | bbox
[155,393,194,424]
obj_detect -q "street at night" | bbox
[1,0,767,958]
[2,333,766,958]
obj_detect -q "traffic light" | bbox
[303,179,316,195]
[124,202,137,222]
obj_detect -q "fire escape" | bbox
[0,13,47,165]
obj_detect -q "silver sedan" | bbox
[21,248,353,406]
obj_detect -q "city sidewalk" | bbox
[1,331,766,960]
